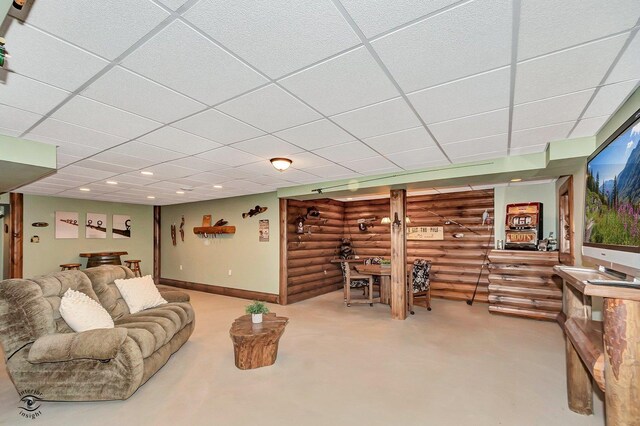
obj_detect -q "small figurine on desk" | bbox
[538,232,557,251]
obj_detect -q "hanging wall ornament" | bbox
[295,216,305,234]
[179,216,185,242]
[171,224,177,246]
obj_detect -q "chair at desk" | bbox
[340,261,374,307]
[408,259,432,314]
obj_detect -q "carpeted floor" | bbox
[0,289,604,425]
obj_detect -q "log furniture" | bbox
[79,251,128,268]
[342,262,374,307]
[355,264,391,305]
[192,225,236,236]
[487,250,562,321]
[554,265,640,425]
[124,260,142,277]
[229,313,288,370]
[59,263,81,271]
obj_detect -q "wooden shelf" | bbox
[193,226,236,235]
[564,318,605,392]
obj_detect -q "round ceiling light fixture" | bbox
[270,157,292,172]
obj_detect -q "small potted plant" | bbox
[245,301,270,324]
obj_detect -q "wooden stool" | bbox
[124,260,142,277]
[60,263,81,271]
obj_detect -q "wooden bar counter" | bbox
[554,265,640,425]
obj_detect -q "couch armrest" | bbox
[27,328,128,364]
[156,285,190,303]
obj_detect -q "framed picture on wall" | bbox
[55,211,79,239]
[113,215,131,239]
[86,213,107,239]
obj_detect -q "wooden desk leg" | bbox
[563,282,593,414]
[603,298,640,425]
[380,276,391,305]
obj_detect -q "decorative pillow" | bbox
[114,275,167,314]
[59,289,115,332]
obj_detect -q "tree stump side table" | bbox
[229,313,288,370]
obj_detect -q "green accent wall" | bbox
[22,195,153,278]
[161,192,280,295]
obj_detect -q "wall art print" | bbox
[85,213,107,239]
[55,211,79,239]
[113,215,131,239]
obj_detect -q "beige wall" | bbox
[22,195,153,278]
[161,192,280,295]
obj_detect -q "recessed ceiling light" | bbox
[141,171,154,176]
[106,181,118,185]
[79,188,90,192]
[510,178,522,182]
[176,191,185,194]
[147,195,155,199]
[213,185,223,189]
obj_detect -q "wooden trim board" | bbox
[159,278,279,304]
[9,192,23,279]
[153,206,161,283]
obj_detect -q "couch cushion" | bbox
[83,266,134,319]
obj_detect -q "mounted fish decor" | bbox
[243,205,268,218]
[214,218,228,227]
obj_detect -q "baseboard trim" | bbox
[159,278,279,304]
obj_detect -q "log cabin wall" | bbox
[286,199,345,304]
[343,190,494,303]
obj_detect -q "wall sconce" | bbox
[405,216,411,224]
[392,212,402,228]
[381,216,391,225]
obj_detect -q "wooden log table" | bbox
[554,265,640,425]
[229,313,288,370]
[79,251,128,268]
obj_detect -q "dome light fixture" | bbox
[270,157,292,172]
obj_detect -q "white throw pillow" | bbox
[59,289,114,332]
[114,275,167,314]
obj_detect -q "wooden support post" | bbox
[279,198,288,305]
[603,298,640,425]
[390,189,407,320]
[9,192,23,279]
[153,206,161,284]
[563,282,593,414]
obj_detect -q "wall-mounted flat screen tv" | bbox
[583,107,640,273]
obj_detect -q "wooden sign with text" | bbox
[407,226,444,241]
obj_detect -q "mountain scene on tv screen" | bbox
[585,119,640,247]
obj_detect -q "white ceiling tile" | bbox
[279,47,398,115]
[28,118,127,150]
[409,67,510,124]
[56,153,83,168]
[165,157,222,172]
[385,147,448,170]
[584,80,639,118]
[450,151,506,164]
[51,96,161,139]
[0,127,21,137]
[303,164,358,179]
[137,126,222,155]
[331,97,420,139]
[442,134,508,158]
[217,85,321,133]
[42,139,101,158]
[511,122,575,148]
[73,159,135,174]
[154,0,190,11]
[11,0,169,60]
[429,108,509,144]
[339,0,459,38]
[196,146,264,167]
[109,141,184,162]
[512,90,595,131]
[183,0,360,79]
[81,67,205,123]
[509,144,547,156]
[571,116,610,138]
[515,34,627,104]
[518,0,640,60]
[363,126,435,155]
[143,163,197,180]
[173,109,265,144]
[275,169,321,184]
[313,141,378,163]
[2,20,108,91]
[203,167,255,179]
[372,0,512,92]
[274,119,355,150]
[607,32,640,84]
[91,151,156,169]
[232,135,305,158]
[287,152,334,169]
[0,73,70,114]
[109,172,157,186]
[340,156,400,174]
[59,165,116,180]
[122,21,268,105]
[235,162,280,176]
[0,104,42,133]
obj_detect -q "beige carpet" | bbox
[0,290,605,425]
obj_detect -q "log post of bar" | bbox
[390,189,407,320]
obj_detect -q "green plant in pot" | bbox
[246,301,270,324]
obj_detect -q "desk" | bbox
[554,265,640,424]
[79,251,128,268]
[355,264,391,305]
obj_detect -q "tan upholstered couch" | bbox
[0,265,194,401]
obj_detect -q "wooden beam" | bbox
[279,198,288,305]
[153,205,161,284]
[390,189,407,320]
[159,278,278,303]
[9,192,22,279]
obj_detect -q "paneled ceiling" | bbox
[1,0,639,205]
